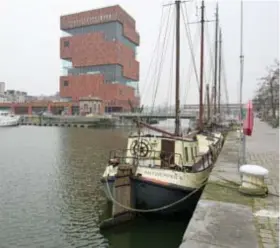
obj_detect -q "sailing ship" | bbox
[101,0,224,216]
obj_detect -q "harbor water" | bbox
[0,122,190,248]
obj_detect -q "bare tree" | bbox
[253,60,279,125]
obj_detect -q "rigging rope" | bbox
[140,6,165,106]
[221,44,230,113]
[167,10,176,114]
[151,5,174,112]
[181,4,200,90]
[205,20,215,89]
[182,25,200,105]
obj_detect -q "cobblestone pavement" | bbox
[246,118,279,248]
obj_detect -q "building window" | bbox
[84,104,88,111]
[63,81,69,86]
[64,41,69,47]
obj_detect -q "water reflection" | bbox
[55,128,127,247]
[0,126,69,247]
[102,217,189,248]
[0,125,189,248]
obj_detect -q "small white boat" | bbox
[0,111,21,127]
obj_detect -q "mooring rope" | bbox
[105,175,209,213]
[210,174,280,197]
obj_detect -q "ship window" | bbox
[184,147,189,162]
[63,80,69,86]
[191,147,194,160]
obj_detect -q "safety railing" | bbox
[108,149,185,169]
[107,148,217,172]
[191,152,212,172]
[112,112,198,117]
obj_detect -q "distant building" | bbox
[79,96,103,115]
[25,95,37,102]
[0,94,6,103]
[33,94,62,102]
[4,90,27,103]
[60,5,140,112]
[0,82,5,94]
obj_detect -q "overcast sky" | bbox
[0,0,278,105]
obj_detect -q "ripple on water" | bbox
[0,126,188,248]
[0,127,125,247]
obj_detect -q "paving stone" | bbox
[268,186,277,194]
[258,217,271,224]
[179,240,231,248]
[263,244,278,248]
[262,237,275,244]
[258,223,271,230]
[182,200,258,248]
[260,229,274,234]
[260,231,274,239]
[246,120,279,248]
[270,218,279,224]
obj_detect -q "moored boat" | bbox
[101,123,223,216]
[0,111,21,127]
[100,0,225,217]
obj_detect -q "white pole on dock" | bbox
[239,0,246,168]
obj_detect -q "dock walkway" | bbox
[180,118,279,248]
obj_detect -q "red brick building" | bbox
[60,5,140,112]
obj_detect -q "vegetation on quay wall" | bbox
[203,181,253,206]
[253,60,279,128]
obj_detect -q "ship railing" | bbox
[190,152,213,172]
[191,137,224,171]
[108,149,185,170]
[108,148,218,172]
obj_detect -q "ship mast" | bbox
[174,0,181,136]
[206,84,210,122]
[198,0,205,130]
[136,0,186,137]
[213,3,219,118]
[218,28,222,117]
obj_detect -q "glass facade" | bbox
[62,59,73,76]
[126,81,140,96]
[62,22,137,52]
[61,62,138,94]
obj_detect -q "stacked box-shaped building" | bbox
[60,5,140,112]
